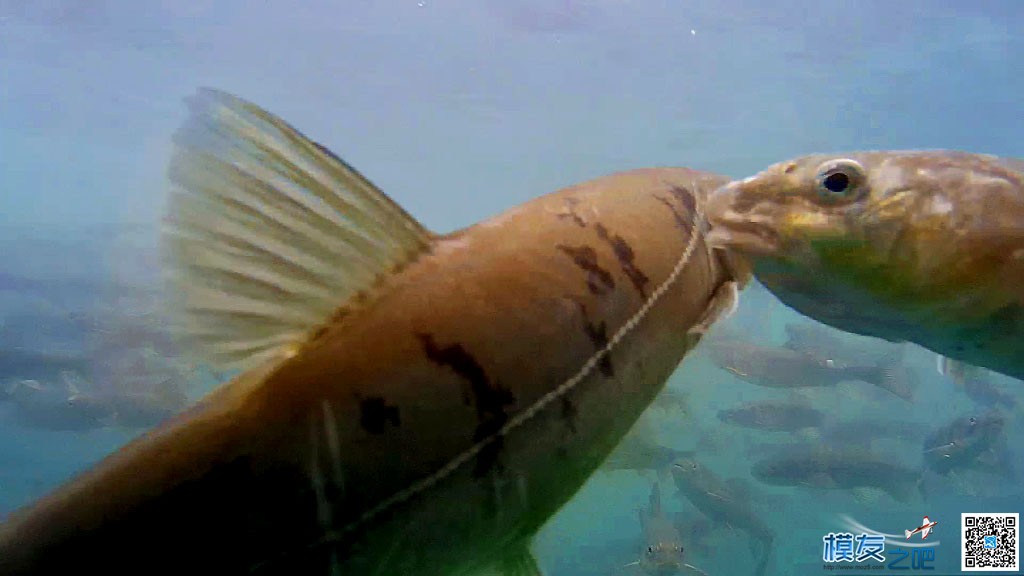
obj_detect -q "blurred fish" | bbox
[705,151,1024,383]
[101,381,190,429]
[650,387,691,418]
[5,375,113,432]
[670,457,773,576]
[922,411,1012,477]
[0,348,90,382]
[624,482,688,575]
[717,400,824,432]
[820,417,926,448]
[750,446,924,503]
[784,322,905,367]
[602,431,693,476]
[936,358,1017,409]
[0,88,748,575]
[962,378,1017,410]
[705,340,914,400]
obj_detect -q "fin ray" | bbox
[163,88,434,371]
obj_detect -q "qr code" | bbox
[962,512,1019,571]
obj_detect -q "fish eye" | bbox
[814,159,866,203]
[648,546,655,553]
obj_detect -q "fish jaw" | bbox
[640,554,686,575]
[704,179,784,257]
[705,161,855,262]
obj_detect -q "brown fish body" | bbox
[706,150,1024,382]
[0,89,745,576]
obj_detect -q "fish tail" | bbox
[853,365,915,401]
[751,532,774,576]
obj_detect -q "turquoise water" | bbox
[1,2,1021,574]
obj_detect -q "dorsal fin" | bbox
[162,88,435,372]
[649,481,663,516]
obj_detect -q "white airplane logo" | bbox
[905,516,938,540]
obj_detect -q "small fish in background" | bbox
[750,445,925,504]
[820,417,927,449]
[670,457,773,576]
[101,381,190,429]
[0,347,91,384]
[705,150,1024,384]
[649,387,692,419]
[783,321,906,368]
[87,345,193,429]
[717,400,825,432]
[922,411,1013,478]
[623,482,690,575]
[601,428,694,481]
[705,339,915,400]
[5,374,113,432]
[936,355,1017,410]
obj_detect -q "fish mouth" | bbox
[704,184,781,256]
[641,557,686,572]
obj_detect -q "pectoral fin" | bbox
[688,280,740,336]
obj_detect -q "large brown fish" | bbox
[704,151,1024,382]
[0,89,747,575]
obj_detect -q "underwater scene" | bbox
[1,2,1021,575]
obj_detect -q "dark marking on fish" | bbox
[557,244,615,295]
[417,334,515,477]
[357,396,401,434]
[570,301,615,377]
[667,184,697,216]
[556,197,587,227]
[560,397,578,434]
[655,195,690,232]
[594,223,649,298]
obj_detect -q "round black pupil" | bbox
[823,172,849,193]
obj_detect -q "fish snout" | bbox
[641,545,686,574]
[704,181,781,256]
[704,181,742,229]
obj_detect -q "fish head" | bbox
[639,541,686,574]
[671,456,701,475]
[957,412,1005,448]
[65,394,113,420]
[706,151,1024,342]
